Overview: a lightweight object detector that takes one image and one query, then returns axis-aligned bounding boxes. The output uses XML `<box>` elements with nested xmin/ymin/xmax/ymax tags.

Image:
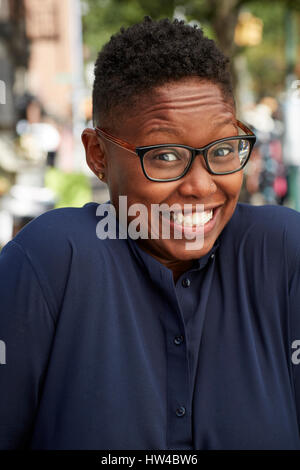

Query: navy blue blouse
<box><xmin>0</xmin><ymin>202</ymin><xmax>300</xmax><ymax>450</ymax></box>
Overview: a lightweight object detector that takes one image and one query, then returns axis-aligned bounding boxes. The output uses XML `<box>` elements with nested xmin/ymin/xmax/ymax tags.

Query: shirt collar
<box><xmin>126</xmin><ymin>234</ymin><xmax>220</xmax><ymax>288</ymax></box>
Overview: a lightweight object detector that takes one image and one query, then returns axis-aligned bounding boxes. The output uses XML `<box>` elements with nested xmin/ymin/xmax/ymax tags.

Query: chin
<box><xmin>176</xmin><ymin>243</ymin><xmax>214</xmax><ymax>260</ymax></box>
<box><xmin>155</xmin><ymin>237</ymin><xmax>216</xmax><ymax>262</ymax></box>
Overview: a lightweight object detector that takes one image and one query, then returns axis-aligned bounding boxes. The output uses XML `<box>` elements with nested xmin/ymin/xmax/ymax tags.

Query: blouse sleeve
<box><xmin>290</xmin><ymin>246</ymin><xmax>300</xmax><ymax>433</ymax></box>
<box><xmin>0</xmin><ymin>241</ymin><xmax>55</xmax><ymax>449</ymax></box>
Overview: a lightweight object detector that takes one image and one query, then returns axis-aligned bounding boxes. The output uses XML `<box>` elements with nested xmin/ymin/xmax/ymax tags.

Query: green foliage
<box><xmin>44</xmin><ymin>168</ymin><xmax>92</xmax><ymax>209</ymax></box>
<box><xmin>82</xmin><ymin>0</ymin><xmax>176</xmax><ymax>57</ymax></box>
<box><xmin>81</xmin><ymin>0</ymin><xmax>300</xmax><ymax>99</ymax></box>
<box><xmin>240</xmin><ymin>1</ymin><xmax>287</xmax><ymax>97</ymax></box>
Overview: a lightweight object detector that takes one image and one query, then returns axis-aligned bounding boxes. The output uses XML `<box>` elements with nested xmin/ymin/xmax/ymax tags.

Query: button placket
<box><xmin>165</xmin><ymin>304</ymin><xmax>192</xmax><ymax>449</ymax></box>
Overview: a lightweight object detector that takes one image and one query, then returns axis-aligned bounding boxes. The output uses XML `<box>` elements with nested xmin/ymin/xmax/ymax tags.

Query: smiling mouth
<box><xmin>170</xmin><ymin>209</ymin><xmax>214</xmax><ymax>227</ymax></box>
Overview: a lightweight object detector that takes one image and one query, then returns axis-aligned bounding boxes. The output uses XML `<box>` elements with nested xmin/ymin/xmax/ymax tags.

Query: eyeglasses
<box><xmin>94</xmin><ymin>119</ymin><xmax>256</xmax><ymax>182</ymax></box>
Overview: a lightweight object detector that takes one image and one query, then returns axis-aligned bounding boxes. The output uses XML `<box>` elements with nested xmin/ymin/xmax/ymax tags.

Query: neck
<box><xmin>136</xmin><ymin>240</ymin><xmax>195</xmax><ymax>283</ymax></box>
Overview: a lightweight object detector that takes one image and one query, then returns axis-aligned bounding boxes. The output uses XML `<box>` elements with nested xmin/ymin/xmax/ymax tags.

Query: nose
<box><xmin>177</xmin><ymin>151</ymin><xmax>217</xmax><ymax>198</ymax></box>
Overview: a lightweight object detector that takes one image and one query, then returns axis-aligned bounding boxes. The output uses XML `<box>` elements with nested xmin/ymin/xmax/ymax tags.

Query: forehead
<box><xmin>114</xmin><ymin>78</ymin><xmax>236</xmax><ymax>146</ymax></box>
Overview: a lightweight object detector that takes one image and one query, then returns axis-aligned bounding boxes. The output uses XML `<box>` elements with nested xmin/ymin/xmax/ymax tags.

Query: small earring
<box><xmin>98</xmin><ymin>172</ymin><xmax>104</xmax><ymax>180</ymax></box>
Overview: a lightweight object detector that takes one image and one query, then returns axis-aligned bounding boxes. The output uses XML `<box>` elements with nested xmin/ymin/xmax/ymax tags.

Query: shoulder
<box><xmin>233</xmin><ymin>202</ymin><xmax>300</xmax><ymax>241</ymax></box>
<box><xmin>14</xmin><ymin>201</ymin><xmax>100</xmax><ymax>242</ymax></box>
<box><xmin>9</xmin><ymin>199</ymin><xmax>133</xmax><ymax>275</ymax></box>
<box><xmin>9</xmin><ymin>201</ymin><xmax>123</xmax><ymax>270</ymax></box>
<box><xmin>1</xmin><ymin>201</ymin><xmax>130</xmax><ymax>320</ymax></box>
<box><xmin>223</xmin><ymin>203</ymin><xmax>300</xmax><ymax>274</ymax></box>
<box><xmin>12</xmin><ymin>202</ymin><xmax>102</xmax><ymax>257</ymax></box>
<box><xmin>232</xmin><ymin>202</ymin><xmax>300</xmax><ymax>229</ymax></box>
<box><xmin>2</xmin><ymin>202</ymin><xmax>114</xmax><ymax>316</ymax></box>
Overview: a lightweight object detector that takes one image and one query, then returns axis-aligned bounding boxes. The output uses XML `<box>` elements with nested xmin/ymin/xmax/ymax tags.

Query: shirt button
<box><xmin>176</xmin><ymin>406</ymin><xmax>186</xmax><ymax>417</ymax></box>
<box><xmin>181</xmin><ymin>278</ymin><xmax>191</xmax><ymax>288</ymax></box>
<box><xmin>174</xmin><ymin>335</ymin><xmax>184</xmax><ymax>345</ymax></box>
<box><xmin>211</xmin><ymin>253</ymin><xmax>215</xmax><ymax>259</ymax></box>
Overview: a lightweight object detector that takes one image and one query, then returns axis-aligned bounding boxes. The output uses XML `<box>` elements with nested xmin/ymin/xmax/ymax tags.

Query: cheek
<box><xmin>218</xmin><ymin>172</ymin><xmax>243</xmax><ymax>202</ymax></box>
<box><xmin>106</xmin><ymin>154</ymin><xmax>140</xmax><ymax>199</ymax></box>
<box><xmin>107</xmin><ymin>153</ymin><xmax>177</xmax><ymax>206</ymax></box>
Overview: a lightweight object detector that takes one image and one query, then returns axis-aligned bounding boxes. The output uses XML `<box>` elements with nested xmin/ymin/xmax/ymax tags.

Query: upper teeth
<box><xmin>173</xmin><ymin>210</ymin><xmax>213</xmax><ymax>226</ymax></box>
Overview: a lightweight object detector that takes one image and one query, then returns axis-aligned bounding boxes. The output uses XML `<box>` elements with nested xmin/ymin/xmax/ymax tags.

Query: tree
<box><xmin>81</xmin><ymin>0</ymin><xmax>300</xmax><ymax>99</ymax></box>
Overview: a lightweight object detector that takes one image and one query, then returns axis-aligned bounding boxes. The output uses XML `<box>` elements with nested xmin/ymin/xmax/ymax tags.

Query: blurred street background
<box><xmin>0</xmin><ymin>0</ymin><xmax>300</xmax><ymax>248</ymax></box>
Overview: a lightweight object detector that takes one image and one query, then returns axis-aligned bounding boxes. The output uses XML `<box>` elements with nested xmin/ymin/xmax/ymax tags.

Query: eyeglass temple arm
<box><xmin>236</xmin><ymin>119</ymin><xmax>255</xmax><ymax>136</ymax></box>
<box><xmin>95</xmin><ymin>127</ymin><xmax>137</xmax><ymax>154</ymax></box>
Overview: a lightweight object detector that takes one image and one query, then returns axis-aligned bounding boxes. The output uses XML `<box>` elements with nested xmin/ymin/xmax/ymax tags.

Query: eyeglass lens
<box><xmin>142</xmin><ymin>138</ymin><xmax>251</xmax><ymax>179</ymax></box>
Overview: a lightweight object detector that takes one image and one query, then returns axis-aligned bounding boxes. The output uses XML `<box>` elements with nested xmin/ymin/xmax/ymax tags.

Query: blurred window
<box><xmin>25</xmin><ymin>0</ymin><xmax>59</xmax><ymax>40</ymax></box>
<box><xmin>0</xmin><ymin>0</ymin><xmax>9</xmax><ymax>22</ymax></box>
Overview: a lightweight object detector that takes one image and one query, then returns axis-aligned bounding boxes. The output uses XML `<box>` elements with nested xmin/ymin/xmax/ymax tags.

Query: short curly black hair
<box><xmin>93</xmin><ymin>16</ymin><xmax>234</xmax><ymax>128</ymax></box>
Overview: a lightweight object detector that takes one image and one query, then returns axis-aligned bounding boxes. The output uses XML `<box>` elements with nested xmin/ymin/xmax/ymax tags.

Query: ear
<box><xmin>81</xmin><ymin>128</ymin><xmax>107</xmax><ymax>182</ymax></box>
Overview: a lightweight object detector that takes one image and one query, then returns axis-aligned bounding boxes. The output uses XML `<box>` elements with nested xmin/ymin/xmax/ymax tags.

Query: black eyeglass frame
<box><xmin>95</xmin><ymin>120</ymin><xmax>256</xmax><ymax>182</ymax></box>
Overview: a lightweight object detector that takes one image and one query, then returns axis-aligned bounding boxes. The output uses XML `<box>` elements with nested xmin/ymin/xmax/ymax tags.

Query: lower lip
<box><xmin>163</xmin><ymin>206</ymin><xmax>222</xmax><ymax>236</ymax></box>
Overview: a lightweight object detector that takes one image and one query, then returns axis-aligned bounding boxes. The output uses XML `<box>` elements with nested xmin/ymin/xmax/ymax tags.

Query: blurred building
<box><xmin>1</xmin><ymin>0</ymin><xmax>84</xmax><ymax>127</ymax></box>
<box><xmin>24</xmin><ymin>0</ymin><xmax>74</xmax><ymax>121</ymax></box>
<box><xmin>0</xmin><ymin>0</ymin><xmax>29</xmax><ymax>129</ymax></box>
<box><xmin>0</xmin><ymin>0</ymin><xmax>89</xmax><ymax>246</ymax></box>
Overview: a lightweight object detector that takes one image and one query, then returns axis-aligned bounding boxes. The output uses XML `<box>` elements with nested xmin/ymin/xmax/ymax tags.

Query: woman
<box><xmin>0</xmin><ymin>17</ymin><xmax>300</xmax><ymax>450</ymax></box>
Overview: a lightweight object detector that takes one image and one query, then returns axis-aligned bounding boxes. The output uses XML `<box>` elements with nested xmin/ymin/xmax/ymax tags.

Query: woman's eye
<box><xmin>213</xmin><ymin>146</ymin><xmax>233</xmax><ymax>157</ymax></box>
<box><xmin>153</xmin><ymin>152</ymin><xmax>179</xmax><ymax>161</ymax></box>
